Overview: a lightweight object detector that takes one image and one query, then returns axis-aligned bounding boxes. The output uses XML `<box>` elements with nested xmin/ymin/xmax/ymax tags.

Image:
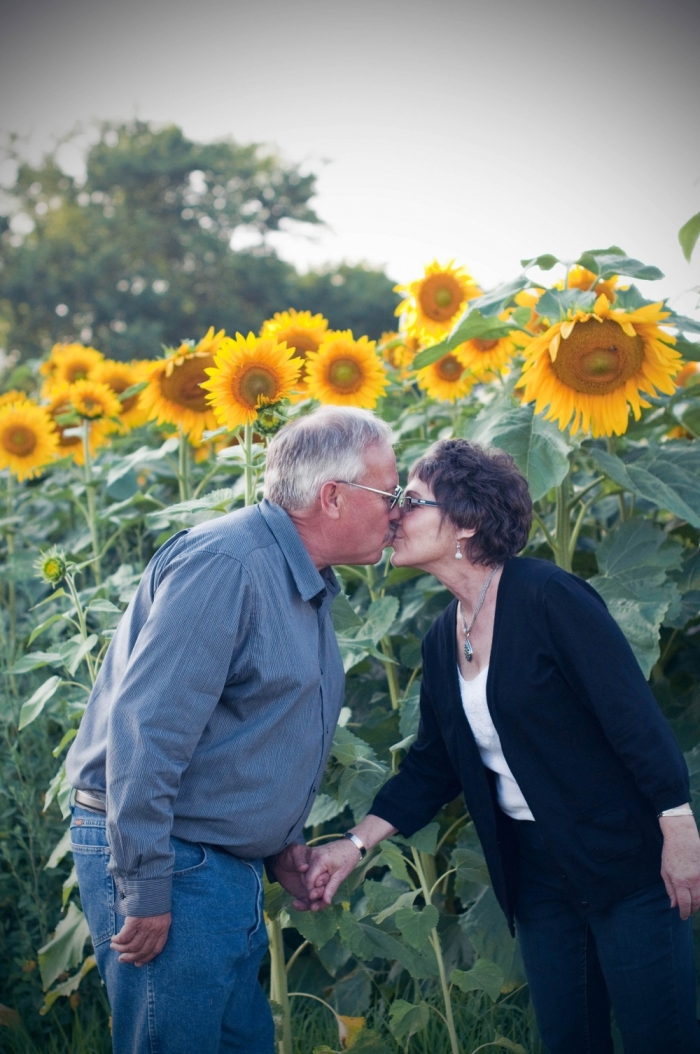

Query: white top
<box><xmin>457</xmin><ymin>665</ymin><xmax>534</xmax><ymax>822</ymax></box>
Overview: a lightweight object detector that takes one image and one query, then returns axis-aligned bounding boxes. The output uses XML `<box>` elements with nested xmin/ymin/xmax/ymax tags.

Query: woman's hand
<box><xmin>660</xmin><ymin>811</ymin><xmax>700</xmax><ymax>919</ymax></box>
<box><xmin>306</xmin><ymin>815</ymin><xmax>398</xmax><ymax>910</ymax></box>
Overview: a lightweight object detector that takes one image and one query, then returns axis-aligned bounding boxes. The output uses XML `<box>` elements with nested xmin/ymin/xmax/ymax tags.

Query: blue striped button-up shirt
<box><xmin>66</xmin><ymin>500</ymin><xmax>345</xmax><ymax>916</ymax></box>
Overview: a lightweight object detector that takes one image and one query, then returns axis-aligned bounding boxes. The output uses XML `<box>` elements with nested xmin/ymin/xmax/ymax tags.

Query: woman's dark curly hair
<box><xmin>410</xmin><ymin>439</ymin><xmax>532</xmax><ymax>566</ymax></box>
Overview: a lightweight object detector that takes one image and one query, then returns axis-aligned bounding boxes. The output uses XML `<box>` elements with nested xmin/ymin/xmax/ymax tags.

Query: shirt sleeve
<box><xmin>371</xmin><ymin>657</ymin><xmax>463</xmax><ymax>835</ymax></box>
<box><xmin>544</xmin><ymin>571</ymin><xmax>689</xmax><ymax>815</ymax></box>
<box><xmin>105</xmin><ymin>548</ymin><xmax>252</xmax><ymax>916</ymax></box>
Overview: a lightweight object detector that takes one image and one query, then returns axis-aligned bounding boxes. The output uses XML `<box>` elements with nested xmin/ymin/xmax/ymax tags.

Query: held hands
<box><xmin>660</xmin><ymin>812</ymin><xmax>700</xmax><ymax>920</ymax></box>
<box><xmin>293</xmin><ymin>816</ymin><xmax>398</xmax><ymax>912</ymax></box>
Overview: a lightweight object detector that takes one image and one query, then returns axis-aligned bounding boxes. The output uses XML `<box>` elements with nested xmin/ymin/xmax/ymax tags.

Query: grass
<box><xmin>0</xmin><ymin>988</ymin><xmax>540</xmax><ymax>1054</ymax></box>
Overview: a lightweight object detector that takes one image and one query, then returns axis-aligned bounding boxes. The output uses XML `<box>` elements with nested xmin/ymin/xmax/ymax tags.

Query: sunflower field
<box><xmin>2</xmin><ymin>247</ymin><xmax>700</xmax><ymax>1054</ymax></box>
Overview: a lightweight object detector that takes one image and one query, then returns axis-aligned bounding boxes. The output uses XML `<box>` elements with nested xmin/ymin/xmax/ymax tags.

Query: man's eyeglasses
<box><xmin>337</xmin><ymin>481</ymin><xmax>442</xmax><ymax>513</ymax></box>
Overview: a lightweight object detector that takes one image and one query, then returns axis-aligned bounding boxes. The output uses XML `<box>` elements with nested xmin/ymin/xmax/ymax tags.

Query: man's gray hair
<box><xmin>263</xmin><ymin>406</ymin><xmax>393</xmax><ymax>511</ymax></box>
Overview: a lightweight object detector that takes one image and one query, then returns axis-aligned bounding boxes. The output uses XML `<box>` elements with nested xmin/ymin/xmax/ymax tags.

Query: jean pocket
<box><xmin>172</xmin><ymin>838</ymin><xmax>208</xmax><ymax>876</ymax></box>
<box><xmin>71</xmin><ymin>821</ymin><xmax>115</xmax><ymax>947</ymax></box>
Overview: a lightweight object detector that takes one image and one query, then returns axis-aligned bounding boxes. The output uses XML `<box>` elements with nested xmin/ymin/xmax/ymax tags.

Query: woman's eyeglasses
<box><xmin>337</xmin><ymin>481</ymin><xmax>441</xmax><ymax>513</ymax></box>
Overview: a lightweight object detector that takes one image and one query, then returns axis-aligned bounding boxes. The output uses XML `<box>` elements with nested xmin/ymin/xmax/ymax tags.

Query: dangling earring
<box><xmin>455</xmin><ymin>540</ymin><xmax>463</xmax><ymax>560</ymax></box>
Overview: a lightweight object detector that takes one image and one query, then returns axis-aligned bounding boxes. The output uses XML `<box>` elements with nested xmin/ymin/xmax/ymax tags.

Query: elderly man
<box><xmin>66</xmin><ymin>405</ymin><xmax>400</xmax><ymax>1054</ymax></box>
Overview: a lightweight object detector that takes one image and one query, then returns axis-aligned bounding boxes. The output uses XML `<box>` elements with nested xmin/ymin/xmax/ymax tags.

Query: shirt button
<box><xmin>581</xmin><ymin>901</ymin><xmax>589</xmax><ymax>908</ymax></box>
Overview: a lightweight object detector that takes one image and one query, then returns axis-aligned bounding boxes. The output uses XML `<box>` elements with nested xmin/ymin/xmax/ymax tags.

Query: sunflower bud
<box><xmin>255</xmin><ymin>401</ymin><xmax>288</xmax><ymax>437</ymax></box>
<box><xmin>35</xmin><ymin>548</ymin><xmax>67</xmax><ymax>586</ymax></box>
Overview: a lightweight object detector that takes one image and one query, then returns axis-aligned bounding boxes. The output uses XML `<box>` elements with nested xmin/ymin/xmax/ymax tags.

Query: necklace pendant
<box><xmin>464</xmin><ymin>637</ymin><xmax>473</xmax><ymax>663</ymax></box>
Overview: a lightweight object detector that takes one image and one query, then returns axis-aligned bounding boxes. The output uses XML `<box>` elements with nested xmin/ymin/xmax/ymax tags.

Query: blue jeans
<box><xmin>70</xmin><ymin>805</ymin><xmax>274</xmax><ymax>1053</ymax></box>
<box><xmin>514</xmin><ymin>820</ymin><xmax>700</xmax><ymax>1054</ymax></box>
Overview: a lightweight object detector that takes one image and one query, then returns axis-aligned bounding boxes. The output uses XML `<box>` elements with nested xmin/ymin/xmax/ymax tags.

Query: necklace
<box><xmin>458</xmin><ymin>564</ymin><xmax>501</xmax><ymax>663</ymax></box>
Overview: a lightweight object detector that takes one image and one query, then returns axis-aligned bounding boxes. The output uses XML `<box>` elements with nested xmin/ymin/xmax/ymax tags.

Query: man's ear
<box><xmin>318</xmin><ymin>481</ymin><xmax>343</xmax><ymax>519</ymax></box>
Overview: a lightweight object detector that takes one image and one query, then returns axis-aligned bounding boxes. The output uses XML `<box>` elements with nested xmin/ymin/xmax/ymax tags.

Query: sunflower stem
<box><xmin>367</xmin><ymin>565</ymin><xmax>400</xmax><ymax>709</ymax></box>
<box><xmin>411</xmin><ymin>847</ymin><xmax>461</xmax><ymax>1054</ymax></box>
<box><xmin>553</xmin><ymin>476</ymin><xmax>573</xmax><ymax>573</ymax></box>
<box><xmin>177</xmin><ymin>427</ymin><xmax>191</xmax><ymax>502</ymax></box>
<box><xmin>267</xmin><ymin>916</ymin><xmax>293</xmax><ymax>1054</ymax></box>
<box><xmin>81</xmin><ymin>422</ymin><xmax>101</xmax><ymax>585</ymax></box>
<box><xmin>244</xmin><ymin>423</ymin><xmax>254</xmax><ymax>506</ymax></box>
<box><xmin>5</xmin><ymin>473</ymin><xmax>17</xmax><ymax>682</ymax></box>
<box><xmin>65</xmin><ymin>570</ymin><xmax>97</xmax><ymax>686</ymax></box>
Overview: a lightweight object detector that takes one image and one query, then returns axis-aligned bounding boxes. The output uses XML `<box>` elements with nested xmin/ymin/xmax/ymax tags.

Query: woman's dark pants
<box><xmin>514</xmin><ymin>820</ymin><xmax>700</xmax><ymax>1054</ymax></box>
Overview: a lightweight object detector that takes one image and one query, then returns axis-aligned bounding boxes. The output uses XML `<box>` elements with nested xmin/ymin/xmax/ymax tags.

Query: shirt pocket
<box><xmin>576</xmin><ymin>804</ymin><xmax>644</xmax><ymax>863</ymax></box>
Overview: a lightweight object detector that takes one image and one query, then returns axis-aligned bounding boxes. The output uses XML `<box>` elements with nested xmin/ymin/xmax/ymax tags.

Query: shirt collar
<box><xmin>257</xmin><ymin>500</ymin><xmax>339</xmax><ymax>605</ymax></box>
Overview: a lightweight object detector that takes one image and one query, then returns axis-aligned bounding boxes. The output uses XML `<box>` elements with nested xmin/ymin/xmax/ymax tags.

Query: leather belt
<box><xmin>74</xmin><ymin>789</ymin><xmax>107</xmax><ymax>813</ymax></box>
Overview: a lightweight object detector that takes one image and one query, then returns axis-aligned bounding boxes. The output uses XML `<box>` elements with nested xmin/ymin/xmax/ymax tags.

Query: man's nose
<box><xmin>388</xmin><ymin>502</ymin><xmax>402</xmax><ymax>521</ymax></box>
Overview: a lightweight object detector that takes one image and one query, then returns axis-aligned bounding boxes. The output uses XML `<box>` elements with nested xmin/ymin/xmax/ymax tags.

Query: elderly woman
<box><xmin>307</xmin><ymin>439</ymin><xmax>700</xmax><ymax>1054</ymax></box>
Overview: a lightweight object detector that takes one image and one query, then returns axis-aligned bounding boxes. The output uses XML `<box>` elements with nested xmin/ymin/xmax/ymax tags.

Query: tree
<box><xmin>0</xmin><ymin>122</ymin><xmax>398</xmax><ymax>363</ymax></box>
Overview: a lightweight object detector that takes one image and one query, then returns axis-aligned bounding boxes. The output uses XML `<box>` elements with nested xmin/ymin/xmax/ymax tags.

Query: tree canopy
<box><xmin>0</xmin><ymin>122</ymin><xmax>398</xmax><ymax>362</ymax></box>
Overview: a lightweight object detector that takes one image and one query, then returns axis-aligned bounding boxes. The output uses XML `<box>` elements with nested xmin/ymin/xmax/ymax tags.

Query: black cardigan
<box><xmin>371</xmin><ymin>556</ymin><xmax>690</xmax><ymax>931</ymax></box>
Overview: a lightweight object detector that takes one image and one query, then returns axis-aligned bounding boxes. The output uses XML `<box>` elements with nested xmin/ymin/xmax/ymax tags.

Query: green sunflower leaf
<box><xmin>679</xmin><ymin>211</ymin><xmax>700</xmax><ymax>262</ymax></box>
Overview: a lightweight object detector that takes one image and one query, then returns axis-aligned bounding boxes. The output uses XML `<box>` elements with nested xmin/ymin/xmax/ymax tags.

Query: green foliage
<box><xmin>2</xmin><ymin>243</ymin><xmax>700</xmax><ymax>1053</ymax></box>
<box><xmin>589</xmin><ymin>519</ymin><xmax>683</xmax><ymax>676</ymax></box>
<box><xmin>679</xmin><ymin>211</ymin><xmax>700</xmax><ymax>263</ymax></box>
<box><xmin>468</xmin><ymin>400</ymin><xmax>572</xmax><ymax>503</ymax></box>
<box><xmin>0</xmin><ymin>122</ymin><xmax>398</xmax><ymax>363</ymax></box>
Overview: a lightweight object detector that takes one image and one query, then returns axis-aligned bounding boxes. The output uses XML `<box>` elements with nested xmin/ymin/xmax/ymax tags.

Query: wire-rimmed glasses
<box><xmin>337</xmin><ymin>481</ymin><xmax>442</xmax><ymax>513</ymax></box>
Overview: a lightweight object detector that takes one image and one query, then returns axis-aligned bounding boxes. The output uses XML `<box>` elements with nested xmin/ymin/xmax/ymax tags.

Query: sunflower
<box><xmin>0</xmin><ymin>390</ymin><xmax>30</xmax><ymax>409</ymax></box>
<box><xmin>378</xmin><ymin>331</ymin><xmax>422</xmax><ymax>375</ymax></box>
<box><xmin>304</xmin><ymin>331</ymin><xmax>388</xmax><ymax>408</ymax></box>
<box><xmin>455</xmin><ymin>316</ymin><xmax>520</xmax><ymax>376</ymax></box>
<box><xmin>202</xmin><ymin>332</ymin><xmax>302</xmax><ymax>429</ymax></box>
<box><xmin>414</xmin><ymin>353</ymin><xmax>478</xmax><ymax>403</ymax></box>
<box><xmin>517</xmin><ymin>294</ymin><xmax>682</xmax><ymax>437</ymax></box>
<box><xmin>514</xmin><ymin>289</ymin><xmax>546</xmax><ymax>336</ymax></box>
<box><xmin>260</xmin><ymin>310</ymin><xmax>328</xmax><ymax>399</ymax></box>
<box><xmin>395</xmin><ymin>261</ymin><xmax>481</xmax><ymax>341</ymax></box>
<box><xmin>41</xmin><ymin>343</ymin><xmax>104</xmax><ymax>395</ymax></box>
<box><xmin>0</xmin><ymin>400</ymin><xmax>58</xmax><ymax>481</ymax></box>
<box><xmin>92</xmin><ymin>359</ymin><xmax>149</xmax><ymax>429</ymax></box>
<box><xmin>567</xmin><ymin>265</ymin><xmax>617</xmax><ymax>303</ymax></box>
<box><xmin>675</xmin><ymin>362</ymin><xmax>700</xmax><ymax>388</ymax></box>
<box><xmin>140</xmin><ymin>328</ymin><xmax>227</xmax><ymax>441</ymax></box>
<box><xmin>69</xmin><ymin>379</ymin><xmax>121</xmax><ymax>422</ymax></box>
<box><xmin>45</xmin><ymin>386</ymin><xmax>109</xmax><ymax>464</ymax></box>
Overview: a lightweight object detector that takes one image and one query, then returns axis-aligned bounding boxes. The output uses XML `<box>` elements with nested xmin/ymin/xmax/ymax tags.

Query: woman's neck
<box><xmin>429</xmin><ymin>559</ymin><xmax>503</xmax><ymax>616</ymax></box>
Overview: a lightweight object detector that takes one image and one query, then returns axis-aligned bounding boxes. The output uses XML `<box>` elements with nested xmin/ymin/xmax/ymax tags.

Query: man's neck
<box><xmin>286</xmin><ymin>508</ymin><xmax>332</xmax><ymax>569</ymax></box>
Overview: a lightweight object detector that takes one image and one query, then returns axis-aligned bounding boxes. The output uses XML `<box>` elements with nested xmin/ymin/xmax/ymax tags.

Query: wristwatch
<box><xmin>344</xmin><ymin>831</ymin><xmax>367</xmax><ymax>858</ymax></box>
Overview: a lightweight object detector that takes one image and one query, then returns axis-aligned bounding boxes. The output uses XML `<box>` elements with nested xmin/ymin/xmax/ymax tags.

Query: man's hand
<box><xmin>272</xmin><ymin>843</ymin><xmax>319</xmax><ymax>910</ymax></box>
<box><xmin>110</xmin><ymin>913</ymin><xmax>171</xmax><ymax>966</ymax></box>
<box><xmin>660</xmin><ymin>811</ymin><xmax>700</xmax><ymax>920</ymax></box>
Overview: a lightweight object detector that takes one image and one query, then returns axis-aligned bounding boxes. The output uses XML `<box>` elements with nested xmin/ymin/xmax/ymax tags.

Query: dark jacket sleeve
<box><xmin>371</xmin><ymin>653</ymin><xmax>463</xmax><ymax>835</ymax></box>
<box><xmin>544</xmin><ymin>571</ymin><xmax>690</xmax><ymax>814</ymax></box>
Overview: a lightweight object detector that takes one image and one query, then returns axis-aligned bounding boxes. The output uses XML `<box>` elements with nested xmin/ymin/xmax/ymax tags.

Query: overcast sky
<box><xmin>1</xmin><ymin>0</ymin><xmax>699</xmax><ymax>311</ymax></box>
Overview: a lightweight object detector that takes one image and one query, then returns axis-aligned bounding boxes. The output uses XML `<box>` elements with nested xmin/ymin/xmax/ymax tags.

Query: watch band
<box><xmin>344</xmin><ymin>831</ymin><xmax>367</xmax><ymax>858</ymax></box>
